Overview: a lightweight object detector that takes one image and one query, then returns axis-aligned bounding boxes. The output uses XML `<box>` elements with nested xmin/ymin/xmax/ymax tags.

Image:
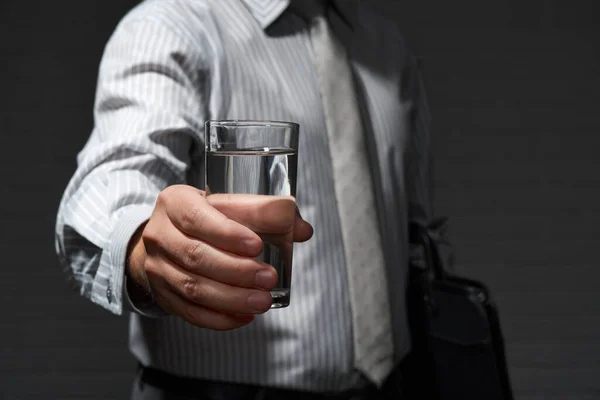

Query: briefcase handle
<box><xmin>409</xmin><ymin>217</ymin><xmax>449</xmax><ymax>281</ymax></box>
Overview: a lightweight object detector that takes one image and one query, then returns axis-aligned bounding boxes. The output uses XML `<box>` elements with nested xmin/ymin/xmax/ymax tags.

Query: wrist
<box><xmin>126</xmin><ymin>224</ymin><xmax>153</xmax><ymax>304</ymax></box>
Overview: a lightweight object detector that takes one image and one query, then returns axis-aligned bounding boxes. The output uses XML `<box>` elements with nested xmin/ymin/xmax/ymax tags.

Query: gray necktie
<box><xmin>293</xmin><ymin>0</ymin><xmax>394</xmax><ymax>385</ymax></box>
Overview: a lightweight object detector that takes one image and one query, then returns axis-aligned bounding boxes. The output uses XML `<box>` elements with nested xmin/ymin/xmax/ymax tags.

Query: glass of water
<box><xmin>204</xmin><ymin>120</ymin><xmax>299</xmax><ymax>308</ymax></box>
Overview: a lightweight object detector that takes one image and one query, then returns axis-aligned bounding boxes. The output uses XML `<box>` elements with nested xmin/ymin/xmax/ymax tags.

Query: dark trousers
<box><xmin>131</xmin><ymin>365</ymin><xmax>407</xmax><ymax>400</ymax></box>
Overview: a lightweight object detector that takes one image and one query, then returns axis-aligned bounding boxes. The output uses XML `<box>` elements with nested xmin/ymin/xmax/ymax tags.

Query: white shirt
<box><xmin>55</xmin><ymin>0</ymin><xmax>433</xmax><ymax>392</ymax></box>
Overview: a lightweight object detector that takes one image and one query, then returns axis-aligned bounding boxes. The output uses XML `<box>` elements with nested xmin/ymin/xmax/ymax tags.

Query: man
<box><xmin>55</xmin><ymin>0</ymin><xmax>434</xmax><ymax>398</ymax></box>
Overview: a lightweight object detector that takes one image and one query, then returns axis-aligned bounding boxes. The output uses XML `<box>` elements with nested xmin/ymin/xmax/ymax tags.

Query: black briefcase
<box><xmin>402</xmin><ymin>218</ymin><xmax>514</xmax><ymax>400</ymax></box>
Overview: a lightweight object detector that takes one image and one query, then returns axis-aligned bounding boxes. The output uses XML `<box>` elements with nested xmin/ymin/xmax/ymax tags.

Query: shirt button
<box><xmin>107</xmin><ymin>282</ymin><xmax>112</xmax><ymax>304</ymax></box>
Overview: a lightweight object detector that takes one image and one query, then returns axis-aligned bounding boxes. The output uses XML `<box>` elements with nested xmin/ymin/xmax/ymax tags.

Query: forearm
<box><xmin>55</xmin><ymin>15</ymin><xmax>207</xmax><ymax>315</ymax></box>
<box><xmin>55</xmin><ymin>162</ymin><xmax>163</xmax><ymax>314</ymax></box>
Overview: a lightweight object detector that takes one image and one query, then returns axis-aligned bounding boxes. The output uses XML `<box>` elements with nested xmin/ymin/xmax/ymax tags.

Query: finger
<box><xmin>150</xmin><ymin>256</ymin><xmax>273</xmax><ymax>314</ymax></box>
<box><xmin>153</xmin><ymin>287</ymin><xmax>254</xmax><ymax>331</ymax></box>
<box><xmin>207</xmin><ymin>194</ymin><xmax>296</xmax><ymax>235</ymax></box>
<box><xmin>209</xmin><ymin>194</ymin><xmax>313</xmax><ymax>242</ymax></box>
<box><xmin>159</xmin><ymin>185</ymin><xmax>263</xmax><ymax>257</ymax></box>
<box><xmin>144</xmin><ymin>221</ymin><xmax>278</xmax><ymax>290</ymax></box>
<box><xmin>294</xmin><ymin>206</ymin><xmax>314</xmax><ymax>243</ymax></box>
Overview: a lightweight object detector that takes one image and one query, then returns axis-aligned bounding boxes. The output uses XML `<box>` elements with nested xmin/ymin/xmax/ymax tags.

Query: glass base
<box><xmin>270</xmin><ymin>289</ymin><xmax>290</xmax><ymax>308</ymax></box>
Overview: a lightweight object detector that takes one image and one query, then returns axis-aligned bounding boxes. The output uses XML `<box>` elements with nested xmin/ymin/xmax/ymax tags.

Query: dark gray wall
<box><xmin>1</xmin><ymin>1</ymin><xmax>599</xmax><ymax>399</ymax></box>
<box><xmin>384</xmin><ymin>1</ymin><xmax>600</xmax><ymax>399</ymax></box>
<box><xmin>1</xmin><ymin>2</ymin><xmax>140</xmax><ymax>398</ymax></box>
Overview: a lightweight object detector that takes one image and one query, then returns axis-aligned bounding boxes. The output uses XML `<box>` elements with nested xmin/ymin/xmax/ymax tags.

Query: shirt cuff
<box><xmin>108</xmin><ymin>204</ymin><xmax>167</xmax><ymax>317</ymax></box>
<box><xmin>123</xmin><ymin>275</ymin><xmax>169</xmax><ymax>317</ymax></box>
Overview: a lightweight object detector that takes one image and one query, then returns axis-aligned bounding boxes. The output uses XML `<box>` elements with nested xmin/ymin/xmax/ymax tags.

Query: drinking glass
<box><xmin>205</xmin><ymin>120</ymin><xmax>299</xmax><ymax>308</ymax></box>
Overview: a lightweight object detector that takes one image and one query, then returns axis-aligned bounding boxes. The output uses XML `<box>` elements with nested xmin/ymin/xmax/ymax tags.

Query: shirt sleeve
<box><xmin>404</xmin><ymin>55</ymin><xmax>454</xmax><ymax>270</ymax></box>
<box><xmin>405</xmin><ymin>55</ymin><xmax>434</xmax><ymax>226</ymax></box>
<box><xmin>55</xmin><ymin>17</ymin><xmax>208</xmax><ymax>315</ymax></box>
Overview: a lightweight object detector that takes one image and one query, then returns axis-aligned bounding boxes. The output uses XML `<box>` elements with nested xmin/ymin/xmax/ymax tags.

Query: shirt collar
<box><xmin>240</xmin><ymin>0</ymin><xmax>356</xmax><ymax>30</ymax></box>
<box><xmin>240</xmin><ymin>0</ymin><xmax>291</xmax><ymax>30</ymax></box>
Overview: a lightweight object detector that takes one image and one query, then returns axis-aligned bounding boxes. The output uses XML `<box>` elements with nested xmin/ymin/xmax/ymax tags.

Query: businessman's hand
<box><xmin>126</xmin><ymin>185</ymin><xmax>313</xmax><ymax>330</ymax></box>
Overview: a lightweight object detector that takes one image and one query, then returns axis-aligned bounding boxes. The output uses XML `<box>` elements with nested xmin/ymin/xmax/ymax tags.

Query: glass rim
<box><xmin>205</xmin><ymin>119</ymin><xmax>299</xmax><ymax>130</ymax></box>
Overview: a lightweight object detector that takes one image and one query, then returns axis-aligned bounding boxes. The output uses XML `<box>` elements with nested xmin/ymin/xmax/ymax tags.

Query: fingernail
<box><xmin>254</xmin><ymin>269</ymin><xmax>276</xmax><ymax>290</ymax></box>
<box><xmin>247</xmin><ymin>291</ymin><xmax>272</xmax><ymax>312</ymax></box>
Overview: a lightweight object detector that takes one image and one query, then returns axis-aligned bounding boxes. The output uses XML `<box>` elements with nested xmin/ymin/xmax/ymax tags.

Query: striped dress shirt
<box><xmin>55</xmin><ymin>0</ymin><xmax>433</xmax><ymax>393</ymax></box>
